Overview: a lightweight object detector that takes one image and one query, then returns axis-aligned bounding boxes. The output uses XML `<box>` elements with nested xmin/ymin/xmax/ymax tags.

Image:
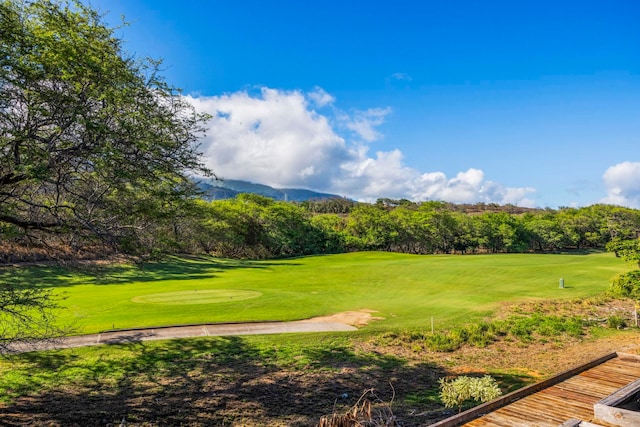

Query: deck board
<box><xmin>461</xmin><ymin>353</ymin><xmax>640</xmax><ymax>426</ymax></box>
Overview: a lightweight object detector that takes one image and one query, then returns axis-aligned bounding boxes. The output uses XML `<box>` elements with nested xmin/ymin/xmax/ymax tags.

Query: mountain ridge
<box><xmin>196</xmin><ymin>178</ymin><xmax>345</xmax><ymax>202</ymax></box>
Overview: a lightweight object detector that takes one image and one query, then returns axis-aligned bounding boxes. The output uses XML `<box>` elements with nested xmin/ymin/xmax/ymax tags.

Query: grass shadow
<box><xmin>0</xmin><ymin>336</ymin><xmax>448</xmax><ymax>426</ymax></box>
<box><xmin>0</xmin><ymin>255</ymin><xmax>302</xmax><ymax>289</ymax></box>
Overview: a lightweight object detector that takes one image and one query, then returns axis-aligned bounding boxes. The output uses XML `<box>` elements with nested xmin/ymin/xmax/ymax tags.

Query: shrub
<box><xmin>607</xmin><ymin>315</ymin><xmax>627</xmax><ymax>329</ymax></box>
<box><xmin>425</xmin><ymin>330</ymin><xmax>465</xmax><ymax>352</ymax></box>
<box><xmin>466</xmin><ymin>322</ymin><xmax>497</xmax><ymax>348</ymax></box>
<box><xmin>439</xmin><ymin>375</ymin><xmax>502</xmax><ymax>413</ymax></box>
<box><xmin>500</xmin><ymin>314</ymin><xmax>585</xmax><ymax>342</ymax></box>
<box><xmin>609</xmin><ymin>271</ymin><xmax>640</xmax><ymax>299</ymax></box>
<box><xmin>505</xmin><ymin>317</ymin><xmax>535</xmax><ymax>342</ymax></box>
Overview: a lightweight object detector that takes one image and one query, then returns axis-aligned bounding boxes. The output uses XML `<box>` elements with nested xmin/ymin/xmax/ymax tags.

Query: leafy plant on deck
<box><xmin>439</xmin><ymin>375</ymin><xmax>502</xmax><ymax>413</ymax></box>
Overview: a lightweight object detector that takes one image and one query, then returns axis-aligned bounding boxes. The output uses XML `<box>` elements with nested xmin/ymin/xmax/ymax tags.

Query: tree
<box><xmin>607</xmin><ymin>236</ymin><xmax>640</xmax><ymax>317</ymax></box>
<box><xmin>345</xmin><ymin>204</ymin><xmax>395</xmax><ymax>251</ymax></box>
<box><xmin>389</xmin><ymin>207</ymin><xmax>430</xmax><ymax>254</ymax></box>
<box><xmin>422</xmin><ymin>206</ymin><xmax>457</xmax><ymax>253</ymax></box>
<box><xmin>607</xmin><ymin>238</ymin><xmax>640</xmax><ymax>301</ymax></box>
<box><xmin>0</xmin><ymin>282</ymin><xmax>66</xmax><ymax>354</ymax></box>
<box><xmin>0</xmin><ymin>0</ymin><xmax>210</xmax><ymax>256</ymax></box>
<box><xmin>477</xmin><ymin>212</ymin><xmax>522</xmax><ymax>253</ymax></box>
<box><xmin>607</xmin><ymin>238</ymin><xmax>640</xmax><ymax>267</ymax></box>
<box><xmin>0</xmin><ymin>0</ymin><xmax>209</xmax><ymax>352</ymax></box>
<box><xmin>451</xmin><ymin>212</ymin><xmax>480</xmax><ymax>254</ymax></box>
<box><xmin>523</xmin><ymin>215</ymin><xmax>566</xmax><ymax>251</ymax></box>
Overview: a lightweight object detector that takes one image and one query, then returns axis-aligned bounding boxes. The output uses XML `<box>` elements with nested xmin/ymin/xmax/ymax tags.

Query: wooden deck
<box><xmin>430</xmin><ymin>352</ymin><xmax>640</xmax><ymax>427</ymax></box>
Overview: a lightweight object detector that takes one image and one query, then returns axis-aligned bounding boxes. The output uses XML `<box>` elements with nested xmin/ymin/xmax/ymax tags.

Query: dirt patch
<box><xmin>306</xmin><ymin>309</ymin><xmax>385</xmax><ymax>327</ymax></box>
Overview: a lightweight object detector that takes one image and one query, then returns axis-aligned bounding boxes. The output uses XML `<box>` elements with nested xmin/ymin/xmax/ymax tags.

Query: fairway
<box><xmin>2</xmin><ymin>251</ymin><xmax>632</xmax><ymax>334</ymax></box>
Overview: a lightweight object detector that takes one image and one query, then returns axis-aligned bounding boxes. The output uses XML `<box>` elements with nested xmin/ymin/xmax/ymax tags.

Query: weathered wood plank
<box><xmin>585</xmin><ymin>366</ymin><xmax>640</xmax><ymax>380</ymax></box>
<box><xmin>584</xmin><ymin>360</ymin><xmax>640</xmax><ymax>377</ymax></box>
<box><xmin>597</xmin><ymin>378</ymin><xmax>640</xmax><ymax>407</ymax></box>
<box><xmin>594</xmin><ymin>403</ymin><xmax>640</xmax><ymax>427</ymax></box>
<box><xmin>500</xmin><ymin>402</ymin><xmax>571</xmax><ymax>421</ymax></box>
<box><xmin>431</xmin><ymin>352</ymin><xmax>619</xmax><ymax>427</ymax></box>
<box><xmin>538</xmin><ymin>387</ymin><xmax>604</xmax><ymax>406</ymax></box>
<box><xmin>453</xmin><ymin>353</ymin><xmax>640</xmax><ymax>427</ymax></box>
<box><xmin>463</xmin><ymin>412</ymin><xmax>521</xmax><ymax>427</ymax></box>
<box><xmin>553</xmin><ymin>381</ymin><xmax>620</xmax><ymax>399</ymax></box>
<box><xmin>578</xmin><ymin>370</ymin><xmax>639</xmax><ymax>388</ymax></box>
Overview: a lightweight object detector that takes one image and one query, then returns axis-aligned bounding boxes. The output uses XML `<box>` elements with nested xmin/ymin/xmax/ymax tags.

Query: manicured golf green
<box><xmin>131</xmin><ymin>289</ymin><xmax>262</xmax><ymax>304</ymax></box>
<box><xmin>2</xmin><ymin>251</ymin><xmax>632</xmax><ymax>334</ymax></box>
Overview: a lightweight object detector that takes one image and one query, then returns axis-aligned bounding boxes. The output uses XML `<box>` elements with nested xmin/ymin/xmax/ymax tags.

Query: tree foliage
<box><xmin>0</xmin><ymin>282</ymin><xmax>66</xmax><ymax>354</ymax></box>
<box><xmin>183</xmin><ymin>195</ymin><xmax>343</xmax><ymax>259</ymax></box>
<box><xmin>147</xmin><ymin>198</ymin><xmax>640</xmax><ymax>260</ymax></box>
<box><xmin>0</xmin><ymin>0</ymin><xmax>209</xmax><ymax>255</ymax></box>
<box><xmin>0</xmin><ymin>0</ymin><xmax>209</xmax><ymax>351</ymax></box>
<box><xmin>607</xmin><ymin>238</ymin><xmax>640</xmax><ymax>267</ymax></box>
<box><xmin>609</xmin><ymin>270</ymin><xmax>640</xmax><ymax>300</ymax></box>
<box><xmin>607</xmin><ymin>237</ymin><xmax>640</xmax><ymax>299</ymax></box>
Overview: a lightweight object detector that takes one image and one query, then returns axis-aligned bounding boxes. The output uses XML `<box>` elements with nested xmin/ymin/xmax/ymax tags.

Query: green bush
<box><xmin>500</xmin><ymin>314</ymin><xmax>585</xmax><ymax>342</ymax></box>
<box><xmin>425</xmin><ymin>330</ymin><xmax>465</xmax><ymax>352</ymax></box>
<box><xmin>466</xmin><ymin>322</ymin><xmax>497</xmax><ymax>347</ymax></box>
<box><xmin>607</xmin><ymin>315</ymin><xmax>627</xmax><ymax>329</ymax></box>
<box><xmin>504</xmin><ymin>317</ymin><xmax>535</xmax><ymax>342</ymax></box>
<box><xmin>382</xmin><ymin>312</ymin><xmax>588</xmax><ymax>353</ymax></box>
<box><xmin>609</xmin><ymin>271</ymin><xmax>640</xmax><ymax>299</ymax></box>
<box><xmin>439</xmin><ymin>375</ymin><xmax>502</xmax><ymax>413</ymax></box>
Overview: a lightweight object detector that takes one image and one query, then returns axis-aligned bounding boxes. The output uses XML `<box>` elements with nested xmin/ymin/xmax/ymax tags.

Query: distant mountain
<box><xmin>195</xmin><ymin>178</ymin><xmax>344</xmax><ymax>202</ymax></box>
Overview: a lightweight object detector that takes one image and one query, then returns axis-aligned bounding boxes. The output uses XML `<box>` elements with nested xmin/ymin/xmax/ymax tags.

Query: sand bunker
<box><xmin>306</xmin><ymin>309</ymin><xmax>384</xmax><ymax>327</ymax></box>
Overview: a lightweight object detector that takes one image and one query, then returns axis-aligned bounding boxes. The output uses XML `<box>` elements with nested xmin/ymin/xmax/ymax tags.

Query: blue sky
<box><xmin>92</xmin><ymin>0</ymin><xmax>640</xmax><ymax>208</ymax></box>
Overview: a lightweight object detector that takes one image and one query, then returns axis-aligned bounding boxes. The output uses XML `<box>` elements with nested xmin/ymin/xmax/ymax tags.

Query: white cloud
<box><xmin>187</xmin><ymin>86</ymin><xmax>536</xmax><ymax>206</ymax></box>
<box><xmin>410</xmin><ymin>169</ymin><xmax>536</xmax><ymax>206</ymax></box>
<box><xmin>185</xmin><ymin>88</ymin><xmax>348</xmax><ymax>189</ymax></box>
<box><xmin>341</xmin><ymin>107</ymin><xmax>392</xmax><ymax>142</ymax></box>
<box><xmin>336</xmin><ymin>148</ymin><xmax>418</xmax><ymax>200</ymax></box>
<box><xmin>307</xmin><ymin>86</ymin><xmax>335</xmax><ymax>107</ymax></box>
<box><xmin>389</xmin><ymin>72</ymin><xmax>413</xmax><ymax>81</ymax></box>
<box><xmin>600</xmin><ymin>161</ymin><xmax>640</xmax><ymax>208</ymax></box>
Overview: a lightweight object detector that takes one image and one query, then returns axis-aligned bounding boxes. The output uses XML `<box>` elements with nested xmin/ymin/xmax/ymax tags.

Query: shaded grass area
<box><xmin>0</xmin><ymin>256</ymin><xmax>273</xmax><ymax>288</ymax></box>
<box><xmin>1</xmin><ymin>303</ymin><xmax>632</xmax><ymax>426</ymax></box>
<box><xmin>0</xmin><ymin>252</ymin><xmax>631</xmax><ymax>334</ymax></box>
<box><xmin>0</xmin><ymin>332</ymin><xmax>542</xmax><ymax>426</ymax></box>
<box><xmin>0</xmin><ymin>334</ymin><xmax>449</xmax><ymax>426</ymax></box>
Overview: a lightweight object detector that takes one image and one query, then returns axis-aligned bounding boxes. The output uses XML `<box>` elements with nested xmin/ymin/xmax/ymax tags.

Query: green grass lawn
<box><xmin>0</xmin><ymin>251</ymin><xmax>636</xmax><ymax>425</ymax></box>
<box><xmin>0</xmin><ymin>251</ymin><xmax>632</xmax><ymax>334</ymax></box>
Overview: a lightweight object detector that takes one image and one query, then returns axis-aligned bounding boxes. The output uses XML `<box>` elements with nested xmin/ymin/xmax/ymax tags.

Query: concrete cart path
<box><xmin>9</xmin><ymin>320</ymin><xmax>358</xmax><ymax>354</ymax></box>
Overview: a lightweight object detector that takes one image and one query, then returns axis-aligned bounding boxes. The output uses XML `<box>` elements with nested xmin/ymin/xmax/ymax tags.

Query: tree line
<box><xmin>181</xmin><ymin>196</ymin><xmax>640</xmax><ymax>258</ymax></box>
<box><xmin>3</xmin><ymin>192</ymin><xmax>640</xmax><ymax>262</ymax></box>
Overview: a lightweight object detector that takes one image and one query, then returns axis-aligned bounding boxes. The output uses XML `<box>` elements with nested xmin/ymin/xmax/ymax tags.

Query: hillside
<box><xmin>196</xmin><ymin>178</ymin><xmax>344</xmax><ymax>202</ymax></box>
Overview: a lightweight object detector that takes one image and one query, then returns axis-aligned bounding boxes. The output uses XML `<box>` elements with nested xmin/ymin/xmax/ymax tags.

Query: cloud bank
<box><xmin>187</xmin><ymin>87</ymin><xmax>537</xmax><ymax>206</ymax></box>
<box><xmin>601</xmin><ymin>161</ymin><xmax>640</xmax><ymax>208</ymax></box>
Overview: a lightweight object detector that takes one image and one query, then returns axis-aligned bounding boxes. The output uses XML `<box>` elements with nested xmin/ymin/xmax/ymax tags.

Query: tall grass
<box><xmin>376</xmin><ymin>313</ymin><xmax>590</xmax><ymax>352</ymax></box>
